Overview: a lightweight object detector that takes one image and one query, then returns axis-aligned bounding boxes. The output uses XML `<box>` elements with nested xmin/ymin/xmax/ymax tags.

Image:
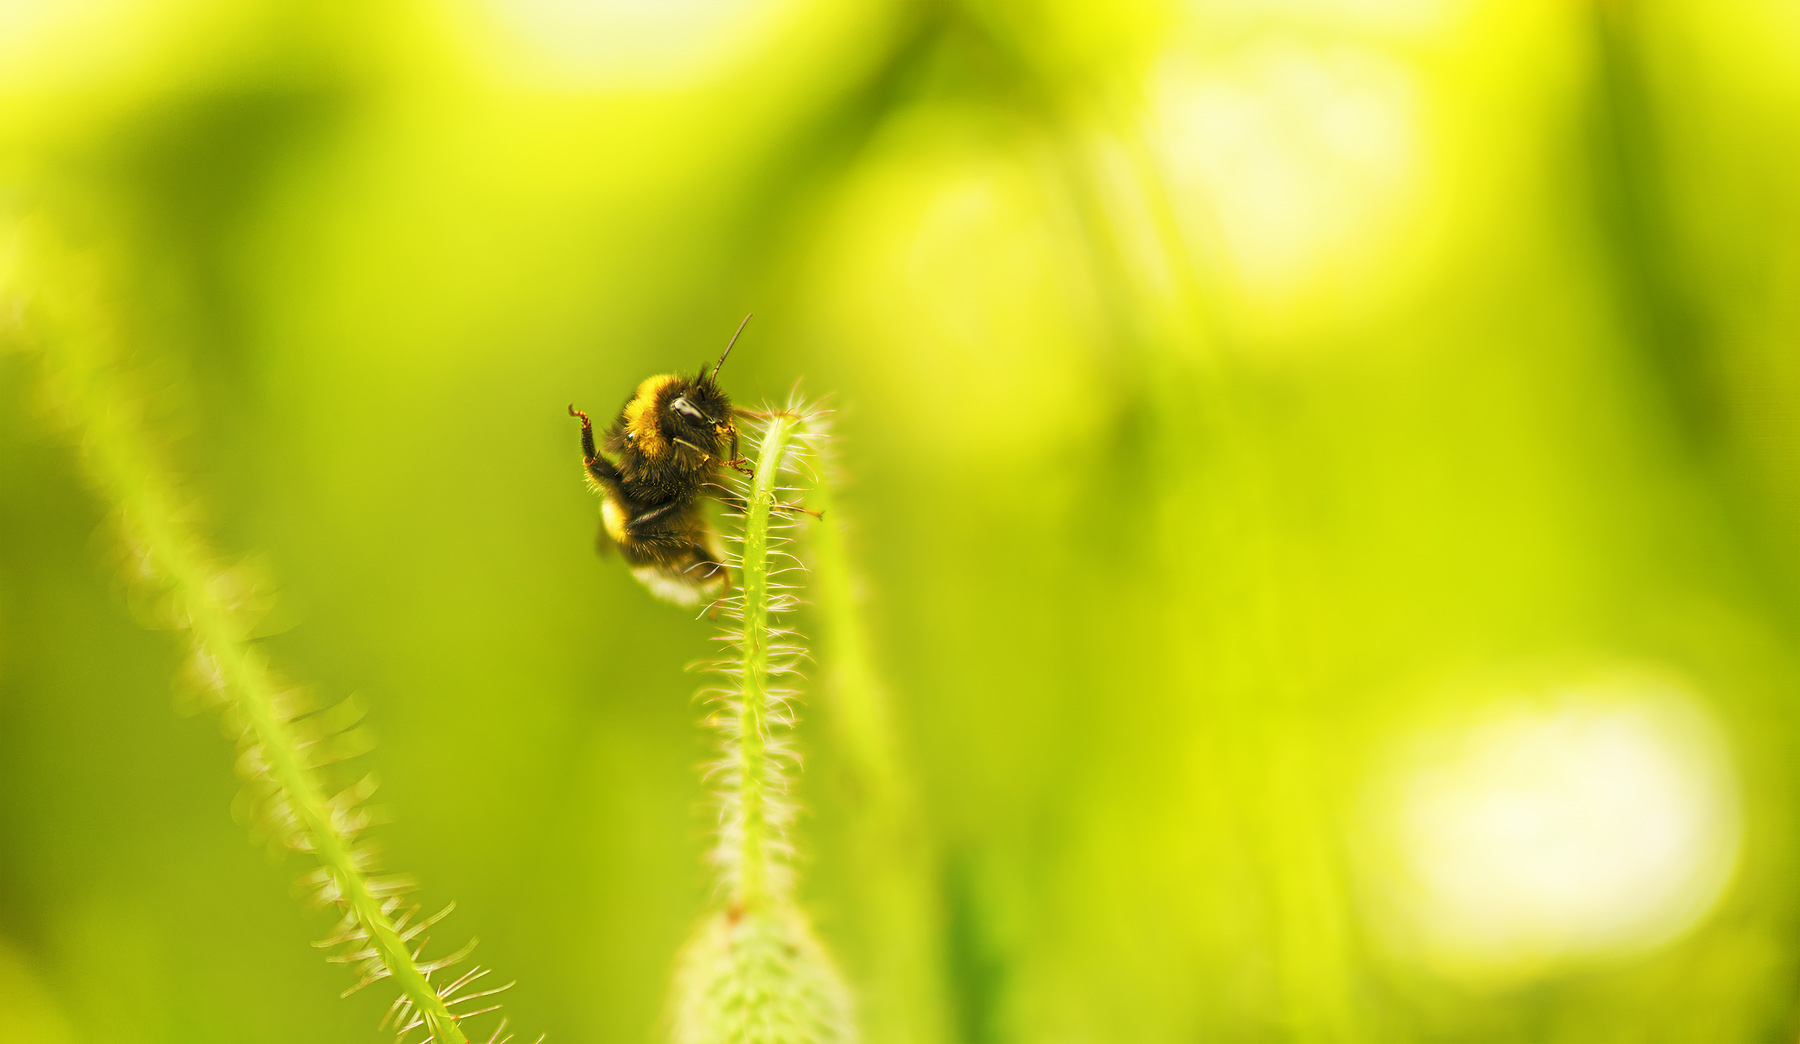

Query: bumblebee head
<box><xmin>620</xmin><ymin>316</ymin><xmax>751</xmax><ymax>466</ymax></box>
<box><xmin>665</xmin><ymin>373</ymin><xmax>736</xmax><ymax>456</ymax></box>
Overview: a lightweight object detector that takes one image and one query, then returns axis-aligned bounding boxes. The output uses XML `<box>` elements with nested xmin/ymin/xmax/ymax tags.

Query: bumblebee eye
<box><xmin>671</xmin><ymin>397</ymin><xmax>709</xmax><ymax>422</ymax></box>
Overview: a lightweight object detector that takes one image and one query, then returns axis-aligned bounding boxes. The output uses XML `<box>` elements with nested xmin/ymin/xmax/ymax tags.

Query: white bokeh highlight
<box><xmin>1368</xmin><ymin>676</ymin><xmax>1741</xmax><ymax>980</ymax></box>
<box><xmin>1151</xmin><ymin>44</ymin><xmax>1425</xmax><ymax>304</ymax></box>
<box><xmin>464</xmin><ymin>0</ymin><xmax>792</xmax><ymax>89</ymax></box>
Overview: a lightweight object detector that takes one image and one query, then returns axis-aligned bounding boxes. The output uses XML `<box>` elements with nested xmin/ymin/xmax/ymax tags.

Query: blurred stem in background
<box><xmin>807</xmin><ymin>458</ymin><xmax>952</xmax><ymax>1044</ymax></box>
<box><xmin>1586</xmin><ymin>0</ymin><xmax>1800</xmax><ymax>607</ymax></box>
<box><xmin>3</xmin><ymin>224</ymin><xmax>514</xmax><ymax>1044</ymax></box>
<box><xmin>1039</xmin><ymin>59</ymin><xmax>1376</xmax><ymax>1040</ymax></box>
<box><xmin>1588</xmin><ymin>0</ymin><xmax>1719</xmax><ymax>448</ymax></box>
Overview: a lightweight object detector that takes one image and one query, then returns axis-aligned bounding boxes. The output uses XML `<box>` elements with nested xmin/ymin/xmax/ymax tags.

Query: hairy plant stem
<box><xmin>13</xmin><ymin>234</ymin><xmax>486</xmax><ymax>1044</ymax></box>
<box><xmin>730</xmin><ymin>411</ymin><xmax>801</xmax><ymax>911</ymax></box>
<box><xmin>232</xmin><ymin>657</ymin><xmax>467</xmax><ymax>1044</ymax></box>
<box><xmin>672</xmin><ymin>405</ymin><xmax>854</xmax><ymax>1044</ymax></box>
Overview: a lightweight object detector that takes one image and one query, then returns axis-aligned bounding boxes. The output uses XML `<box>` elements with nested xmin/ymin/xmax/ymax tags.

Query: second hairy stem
<box><xmin>34</xmin><ymin>271</ymin><xmax>475</xmax><ymax>1042</ymax></box>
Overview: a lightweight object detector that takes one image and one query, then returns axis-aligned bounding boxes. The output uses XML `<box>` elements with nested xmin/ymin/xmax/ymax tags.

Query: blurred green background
<box><xmin>6</xmin><ymin>0</ymin><xmax>1800</xmax><ymax>1040</ymax></box>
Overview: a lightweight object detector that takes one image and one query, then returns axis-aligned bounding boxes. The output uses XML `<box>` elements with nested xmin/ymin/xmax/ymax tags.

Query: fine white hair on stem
<box><xmin>11</xmin><ymin>227</ymin><xmax>532</xmax><ymax>1044</ymax></box>
<box><xmin>669</xmin><ymin>400</ymin><xmax>855</xmax><ymax>1044</ymax></box>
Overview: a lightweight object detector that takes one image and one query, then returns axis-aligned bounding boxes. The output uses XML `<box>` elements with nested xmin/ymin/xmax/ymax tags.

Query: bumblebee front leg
<box><xmin>724</xmin><ymin>425</ymin><xmax>754</xmax><ymax>476</ymax></box>
<box><xmin>569</xmin><ymin>404</ymin><xmax>598</xmax><ymax>458</ymax></box>
<box><xmin>569</xmin><ymin>405</ymin><xmax>624</xmax><ymax>493</ymax></box>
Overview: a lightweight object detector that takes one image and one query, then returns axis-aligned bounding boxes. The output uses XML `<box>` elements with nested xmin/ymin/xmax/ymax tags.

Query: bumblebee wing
<box><xmin>628</xmin><ymin>500</ymin><xmax>684</xmax><ymax>529</ymax></box>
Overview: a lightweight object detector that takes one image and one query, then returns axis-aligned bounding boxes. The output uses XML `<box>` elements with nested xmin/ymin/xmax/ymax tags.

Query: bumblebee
<box><xmin>568</xmin><ymin>317</ymin><xmax>755</xmax><ymax>607</ymax></box>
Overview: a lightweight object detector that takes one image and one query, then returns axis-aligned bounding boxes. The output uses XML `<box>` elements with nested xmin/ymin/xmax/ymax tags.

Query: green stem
<box><xmin>806</xmin><ymin>476</ymin><xmax>951</xmax><ymax>1044</ymax></box>
<box><xmin>806</xmin><ymin>478</ymin><xmax>898</xmax><ymax>799</ymax></box>
<box><xmin>730</xmin><ymin>411</ymin><xmax>803</xmax><ymax>910</ymax></box>
<box><xmin>224</xmin><ymin>644</ymin><xmax>468</xmax><ymax>1044</ymax></box>
<box><xmin>20</xmin><ymin>240</ymin><xmax>476</xmax><ymax>1044</ymax></box>
<box><xmin>673</xmin><ymin>405</ymin><xmax>855</xmax><ymax>1043</ymax></box>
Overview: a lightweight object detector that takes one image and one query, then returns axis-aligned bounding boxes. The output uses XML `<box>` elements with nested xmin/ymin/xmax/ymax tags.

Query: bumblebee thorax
<box><xmin>617</xmin><ymin>372</ymin><xmax>733</xmax><ymax>468</ymax></box>
<box><xmin>622</xmin><ymin>374</ymin><xmax>681</xmax><ymax>459</ymax></box>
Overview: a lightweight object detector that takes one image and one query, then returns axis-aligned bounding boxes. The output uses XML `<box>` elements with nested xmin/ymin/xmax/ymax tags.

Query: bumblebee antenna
<box><xmin>712</xmin><ymin>313</ymin><xmax>753</xmax><ymax>382</ymax></box>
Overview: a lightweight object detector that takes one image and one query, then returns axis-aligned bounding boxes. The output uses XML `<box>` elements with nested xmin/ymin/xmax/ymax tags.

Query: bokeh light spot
<box><xmin>0</xmin><ymin>0</ymin><xmax>158</xmax><ymax>92</ymax></box>
<box><xmin>459</xmin><ymin>0</ymin><xmax>793</xmax><ymax>90</ymax></box>
<box><xmin>1152</xmin><ymin>44</ymin><xmax>1427</xmax><ymax>313</ymax></box>
<box><xmin>1367</xmin><ymin>675</ymin><xmax>1741</xmax><ymax>981</ymax></box>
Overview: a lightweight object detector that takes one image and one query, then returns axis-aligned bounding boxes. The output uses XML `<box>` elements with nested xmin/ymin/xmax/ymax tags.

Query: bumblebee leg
<box><xmin>569</xmin><ymin>404</ymin><xmax>598</xmax><ymax>459</ymax></box>
<box><xmin>570</xmin><ymin>406</ymin><xmax>625</xmax><ymax>492</ymax></box>
<box><xmin>585</xmin><ymin>458</ymin><xmax>623</xmax><ymax>494</ymax></box>
<box><xmin>715</xmin><ymin>420</ymin><xmax>756</xmax><ymax>475</ymax></box>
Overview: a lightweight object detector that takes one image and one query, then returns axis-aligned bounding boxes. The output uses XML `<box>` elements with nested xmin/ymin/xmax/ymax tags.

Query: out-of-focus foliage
<box><xmin>4</xmin><ymin>0</ymin><xmax>1800</xmax><ymax>1041</ymax></box>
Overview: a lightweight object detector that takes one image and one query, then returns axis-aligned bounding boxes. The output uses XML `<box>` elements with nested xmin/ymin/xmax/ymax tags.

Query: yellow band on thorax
<box><xmin>624</xmin><ymin>374</ymin><xmax>677</xmax><ymax>459</ymax></box>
